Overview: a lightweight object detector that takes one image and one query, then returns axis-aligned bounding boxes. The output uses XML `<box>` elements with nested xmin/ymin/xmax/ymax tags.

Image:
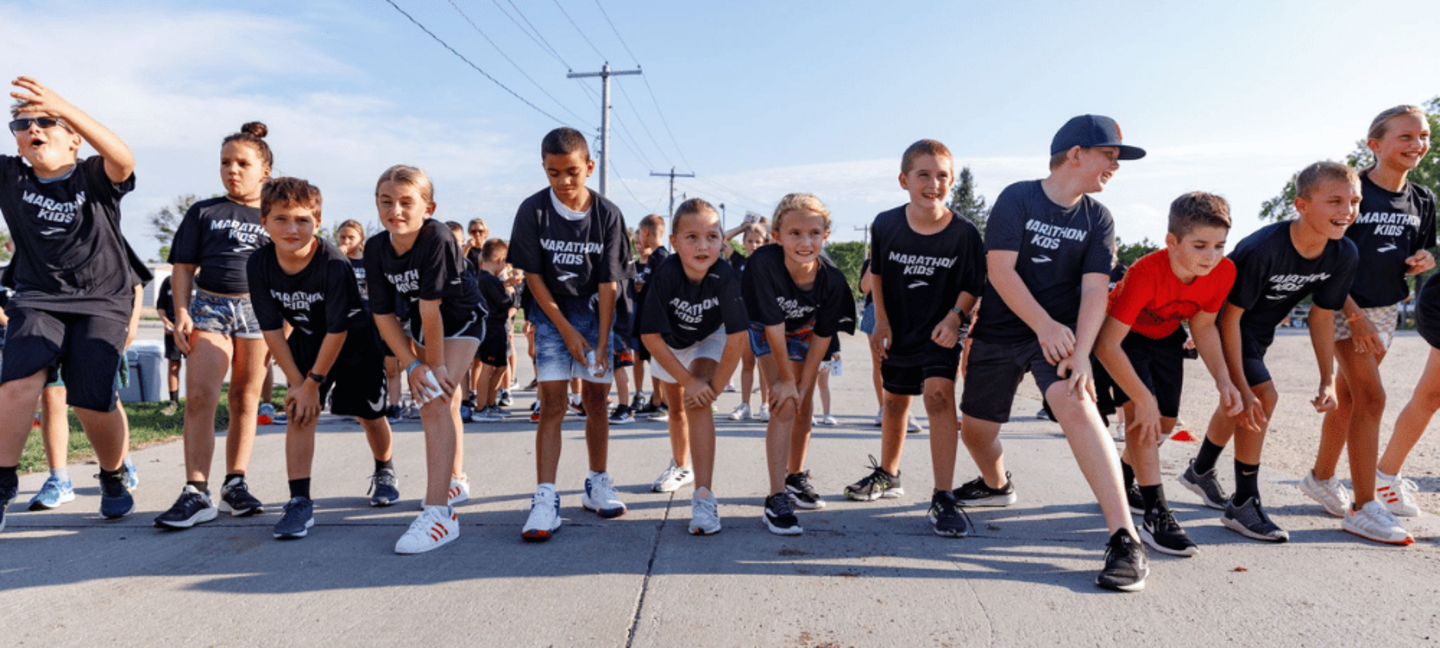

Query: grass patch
<box><xmin>18</xmin><ymin>385</ymin><xmax>287</xmax><ymax>474</ymax></box>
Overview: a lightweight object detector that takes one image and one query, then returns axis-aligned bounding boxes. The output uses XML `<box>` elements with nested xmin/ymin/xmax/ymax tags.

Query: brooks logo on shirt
<box><xmin>208</xmin><ymin>218</ymin><xmax>266</xmax><ymax>245</ymax></box>
<box><xmin>1025</xmin><ymin>219</ymin><xmax>1086</xmax><ymax>250</ymax></box>
<box><xmin>22</xmin><ymin>190</ymin><xmax>83</xmax><ymax>224</ymax></box>
<box><xmin>888</xmin><ymin>250</ymin><xmax>956</xmax><ymax>277</ymax></box>
<box><xmin>669</xmin><ymin>296</ymin><xmax>718</xmax><ymax>324</ymax></box>
<box><xmin>1356</xmin><ymin>211</ymin><xmax>1421</xmax><ymax>237</ymax></box>
<box><xmin>540</xmin><ymin>238</ymin><xmax>602</xmax><ymax>266</ymax></box>
<box><xmin>387</xmin><ymin>269</ymin><xmax>420</xmax><ymax>293</ymax></box>
<box><xmin>1268</xmin><ymin>272</ymin><xmax>1331</xmax><ymax>293</ymax></box>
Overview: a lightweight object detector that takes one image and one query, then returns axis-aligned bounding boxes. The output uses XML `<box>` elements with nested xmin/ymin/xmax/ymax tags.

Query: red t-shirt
<box><xmin>1107</xmin><ymin>249</ymin><xmax>1236</xmax><ymax>339</ymax></box>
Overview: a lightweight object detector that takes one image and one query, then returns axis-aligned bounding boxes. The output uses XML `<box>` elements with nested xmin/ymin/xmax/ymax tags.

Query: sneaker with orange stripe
<box><xmin>395</xmin><ymin>505</ymin><xmax>459</xmax><ymax>554</ymax></box>
<box><xmin>448</xmin><ymin>475</ymin><xmax>470</xmax><ymax>506</ymax></box>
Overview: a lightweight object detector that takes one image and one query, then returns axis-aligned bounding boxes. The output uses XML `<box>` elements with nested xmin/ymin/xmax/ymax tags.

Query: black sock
<box><xmin>98</xmin><ymin>466</ymin><xmax>121</xmax><ymax>481</ymax></box>
<box><xmin>169</xmin><ymin>391</ymin><xmax>180</xmax><ymax>403</ymax></box>
<box><xmin>1234</xmin><ymin>460</ymin><xmax>1261</xmax><ymax>505</ymax></box>
<box><xmin>0</xmin><ymin>465</ymin><xmax>17</xmax><ymax>493</ymax></box>
<box><xmin>1193</xmin><ymin>438</ymin><xmax>1225</xmax><ymax>476</ymax></box>
<box><xmin>1140</xmin><ymin>484</ymin><xmax>1166</xmax><ymax>513</ymax></box>
<box><xmin>1121</xmin><ymin>460</ymin><xmax>1135</xmax><ymax>489</ymax></box>
<box><xmin>289</xmin><ymin>478</ymin><xmax>311</xmax><ymax>500</ymax></box>
<box><xmin>224</xmin><ymin>473</ymin><xmax>245</xmax><ymax>486</ymax></box>
<box><xmin>187</xmin><ymin>480</ymin><xmax>209</xmax><ymax>494</ymax></box>
<box><xmin>375</xmin><ymin>458</ymin><xmax>394</xmax><ymax>473</ymax></box>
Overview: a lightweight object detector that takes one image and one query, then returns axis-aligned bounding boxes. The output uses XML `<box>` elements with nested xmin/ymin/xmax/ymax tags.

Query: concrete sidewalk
<box><xmin>3</xmin><ymin>333</ymin><xmax>1438</xmax><ymax>646</ymax></box>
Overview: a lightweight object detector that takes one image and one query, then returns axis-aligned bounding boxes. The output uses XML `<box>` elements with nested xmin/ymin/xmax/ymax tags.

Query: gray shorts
<box><xmin>190</xmin><ymin>291</ymin><xmax>262</xmax><ymax>339</ymax></box>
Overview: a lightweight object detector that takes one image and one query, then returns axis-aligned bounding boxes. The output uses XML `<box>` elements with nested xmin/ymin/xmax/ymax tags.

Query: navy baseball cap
<box><xmin>1050</xmin><ymin>115</ymin><xmax>1146</xmax><ymax>160</ymax></box>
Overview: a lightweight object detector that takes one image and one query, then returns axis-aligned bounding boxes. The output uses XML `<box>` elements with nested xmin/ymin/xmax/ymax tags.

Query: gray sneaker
<box><xmin>369</xmin><ymin>468</ymin><xmax>400</xmax><ymax>507</ymax></box>
<box><xmin>1179</xmin><ymin>459</ymin><xmax>1229</xmax><ymax>510</ymax></box>
<box><xmin>1221</xmin><ymin>496</ymin><xmax>1289</xmax><ymax>543</ymax></box>
<box><xmin>273</xmin><ymin>497</ymin><xmax>315</xmax><ymax>539</ymax></box>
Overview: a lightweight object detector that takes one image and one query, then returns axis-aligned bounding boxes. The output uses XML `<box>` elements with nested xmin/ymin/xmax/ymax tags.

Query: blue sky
<box><xmin>4</xmin><ymin>0</ymin><xmax>1438</xmax><ymax>261</ymax></box>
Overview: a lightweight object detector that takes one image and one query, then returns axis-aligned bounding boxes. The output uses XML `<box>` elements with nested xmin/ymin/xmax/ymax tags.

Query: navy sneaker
<box><xmin>928</xmin><ymin>490</ymin><xmax>971</xmax><ymax>538</ymax></box>
<box><xmin>99</xmin><ymin>468</ymin><xmax>134</xmax><ymax>519</ymax></box>
<box><xmin>0</xmin><ymin>485</ymin><xmax>15</xmax><ymax>533</ymax></box>
<box><xmin>763</xmin><ymin>492</ymin><xmax>802</xmax><ymax>536</ymax></box>
<box><xmin>273</xmin><ymin>497</ymin><xmax>315</xmax><ymax>539</ymax></box>
<box><xmin>220</xmin><ymin>476</ymin><xmax>264</xmax><ymax>517</ymax></box>
<box><xmin>953</xmin><ymin>472</ymin><xmax>1017</xmax><ymax>507</ymax></box>
<box><xmin>154</xmin><ymin>486</ymin><xmax>218</xmax><ymax>529</ymax></box>
<box><xmin>369</xmin><ymin>467</ymin><xmax>400</xmax><ymax>507</ymax></box>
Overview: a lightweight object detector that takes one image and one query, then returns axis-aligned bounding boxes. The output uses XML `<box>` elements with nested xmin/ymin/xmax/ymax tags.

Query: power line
<box><xmin>640</xmin><ymin>74</ymin><xmax>694</xmax><ymax>172</ymax></box>
<box><xmin>491</xmin><ymin>0</ymin><xmax>570</xmax><ymax>69</ymax></box>
<box><xmin>592</xmin><ymin>0</ymin><xmax>640</xmax><ymax>64</ymax></box>
<box><xmin>578</xmin><ymin>83</ymin><xmax>656</xmax><ymax>173</ymax></box>
<box><xmin>445</xmin><ymin>0</ymin><xmax>593</xmax><ymax>127</ymax></box>
<box><xmin>384</xmin><ymin>0</ymin><xmax>569</xmax><ymax>125</ymax></box>
<box><xmin>550</xmin><ymin>0</ymin><xmax>607</xmax><ymax>60</ymax></box>
<box><xmin>615</xmin><ymin>82</ymin><xmax>674</xmax><ymax>169</ymax></box>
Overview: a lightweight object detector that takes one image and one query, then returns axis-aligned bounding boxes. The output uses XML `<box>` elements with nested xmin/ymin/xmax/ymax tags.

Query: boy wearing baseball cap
<box><xmin>956</xmin><ymin>115</ymin><xmax>1148</xmax><ymax>591</ymax></box>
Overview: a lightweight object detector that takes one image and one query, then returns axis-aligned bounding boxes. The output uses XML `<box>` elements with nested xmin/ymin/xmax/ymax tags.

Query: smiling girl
<box><xmin>741</xmin><ymin>193</ymin><xmax>855</xmax><ymax>535</ymax></box>
<box><xmin>365</xmin><ymin>165</ymin><xmax>484</xmax><ymax>554</ymax></box>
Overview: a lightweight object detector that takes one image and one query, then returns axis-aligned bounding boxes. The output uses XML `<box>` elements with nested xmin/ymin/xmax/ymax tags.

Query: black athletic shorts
<box><xmin>1</xmin><ymin>307</ymin><xmax>127</xmax><ymax>412</ymax></box>
<box><xmin>1097</xmin><ymin>329</ymin><xmax>1185</xmax><ymax>418</ymax></box>
<box><xmin>1239</xmin><ymin>333</ymin><xmax>1273</xmax><ymax>388</ymax></box>
<box><xmin>880</xmin><ymin>344</ymin><xmax>961</xmax><ymax>396</ymax></box>
<box><xmin>476</xmin><ymin>319</ymin><xmax>510</xmax><ymax>368</ymax></box>
<box><xmin>612</xmin><ymin>332</ymin><xmax>635</xmax><ymax>369</ymax></box>
<box><xmin>288</xmin><ymin>326</ymin><xmax>388</xmax><ymax>420</ymax></box>
<box><xmin>163</xmin><ymin>329</ymin><xmax>184</xmax><ymax>362</ymax></box>
<box><xmin>959</xmin><ymin>337</ymin><xmax>1065</xmax><ymax>424</ymax></box>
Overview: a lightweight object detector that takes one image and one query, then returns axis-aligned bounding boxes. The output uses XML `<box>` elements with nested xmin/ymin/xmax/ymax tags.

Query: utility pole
<box><xmin>854</xmin><ymin>224</ymin><xmax>870</xmax><ymax>256</ymax></box>
<box><xmin>568</xmin><ymin>63</ymin><xmax>641</xmax><ymax>198</ymax></box>
<box><xmin>649</xmin><ymin>166</ymin><xmax>695</xmax><ymax>216</ymax></box>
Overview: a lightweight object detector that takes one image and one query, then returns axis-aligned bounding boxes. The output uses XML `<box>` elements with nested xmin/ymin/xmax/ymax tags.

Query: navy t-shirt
<box><xmin>156</xmin><ymin>275</ymin><xmax>175</xmax><ymax>320</ymax></box>
<box><xmin>365</xmin><ymin>218</ymin><xmax>484</xmax><ymax>341</ymax></box>
<box><xmin>477</xmin><ymin>269</ymin><xmax>516</xmax><ymax>331</ymax></box>
<box><xmin>1228</xmin><ymin>221</ymin><xmax>1358</xmax><ymax>350</ymax></box>
<box><xmin>168</xmin><ymin>196</ymin><xmax>267</xmax><ymax>294</ymax></box>
<box><xmin>741</xmin><ymin>244</ymin><xmax>856</xmax><ymax>338</ymax></box>
<box><xmin>631</xmin><ymin>247</ymin><xmax>670</xmax><ymax>337</ymax></box>
<box><xmin>0</xmin><ymin>155</ymin><xmax>139</xmax><ymax>322</ymax></box>
<box><xmin>972</xmin><ymin>180</ymin><xmax>1115</xmax><ymax>344</ymax></box>
<box><xmin>1345</xmin><ymin>173</ymin><xmax>1437</xmax><ymax>308</ymax></box>
<box><xmin>639</xmin><ymin>254</ymin><xmax>749</xmax><ymax>349</ymax></box>
<box><xmin>506</xmin><ymin>187</ymin><xmax>631</xmax><ymax>309</ymax></box>
<box><xmin>869</xmin><ymin>206</ymin><xmax>986</xmax><ymax>365</ymax></box>
<box><xmin>248</xmin><ymin>239</ymin><xmax>369</xmax><ymax>343</ymax></box>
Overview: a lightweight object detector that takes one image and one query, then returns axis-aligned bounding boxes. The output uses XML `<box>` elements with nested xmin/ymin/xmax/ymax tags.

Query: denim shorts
<box><xmin>531</xmin><ymin>300</ymin><xmax>616</xmax><ymax>384</ymax></box>
<box><xmin>747</xmin><ymin>320</ymin><xmax>814</xmax><ymax>362</ymax></box>
<box><xmin>190</xmin><ymin>291</ymin><xmax>262</xmax><ymax>339</ymax></box>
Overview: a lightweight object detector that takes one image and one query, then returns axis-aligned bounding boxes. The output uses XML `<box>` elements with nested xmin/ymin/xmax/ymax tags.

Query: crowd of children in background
<box><xmin>1</xmin><ymin>75</ymin><xmax>1436</xmax><ymax>593</ymax></box>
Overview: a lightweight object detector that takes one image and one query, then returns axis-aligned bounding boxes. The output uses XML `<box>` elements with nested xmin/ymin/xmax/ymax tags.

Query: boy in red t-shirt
<box><xmin>1094</xmin><ymin>192</ymin><xmax>1242</xmax><ymax>557</ymax></box>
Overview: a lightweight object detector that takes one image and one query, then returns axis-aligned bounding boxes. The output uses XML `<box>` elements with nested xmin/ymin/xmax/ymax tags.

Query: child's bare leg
<box><xmin>225</xmin><ymin>337</ymin><xmax>268</xmax><ymax>475</ymax></box>
<box><xmin>582</xmin><ymin>380</ymin><xmax>610</xmax><ymax>473</ymax></box>
<box><xmin>660</xmin><ymin>381</ymin><xmax>691</xmax><ymax>467</ymax></box>
<box><xmin>0</xmin><ymin>372</ymin><xmax>47</xmax><ymax>465</ymax></box>
<box><xmin>614</xmin><ymin>364</ymin><xmax>631</xmax><ymax>409</ymax></box>
<box><xmin>41</xmin><ymin>385</ymin><xmax>67</xmax><ymax>471</ymax></box>
<box><xmin>484</xmin><ymin>365</ymin><xmax>505</xmax><ymax>408</ymax></box>
<box><xmin>73</xmin><ymin>406</ymin><xmax>128</xmax><ymax>471</ymax></box>
<box><xmin>817</xmin><ymin>368</ymin><xmax>831</xmax><ymax>416</ymax></box>
<box><xmin>758</xmin><ymin>355</ymin><xmax>794</xmax><ymax>493</ymax></box>
<box><xmin>879</xmin><ymin>392</ymin><xmax>911</xmax><ymax>475</ymax></box>
<box><xmin>1380</xmin><ymin>347</ymin><xmax>1440</xmax><ymax>475</ymax></box>
<box><xmin>687</xmin><ymin>359</ymin><xmax>719</xmax><ymax>490</ymax></box>
<box><xmin>739</xmin><ymin>347</ymin><xmax>755</xmax><ymax>409</ymax></box>
<box><xmin>1312</xmin><ymin>348</ymin><xmax>1355</xmax><ymax>481</ymax></box>
<box><xmin>1335</xmin><ymin>346</ymin><xmax>1387</xmax><ymax>505</ymax></box>
<box><xmin>960</xmin><ymin>413</ymin><xmax>1006</xmax><ymax>488</ymax></box>
<box><xmin>385</xmin><ymin>356</ymin><xmax>402</xmax><ymax>407</ymax></box>
<box><xmin>1045</xmin><ymin>381</ymin><xmax>1135</xmax><ymax>536</ymax></box>
<box><xmin>786</xmin><ymin>361</ymin><xmax>817</xmax><ymax>475</ymax></box>
<box><xmin>417</xmin><ymin>339</ymin><xmax>477</xmax><ymax>504</ymax></box>
<box><xmin>182</xmin><ymin>331</ymin><xmax>233</xmax><ymax>482</ymax></box>
<box><xmin>476</xmin><ymin>364</ymin><xmax>496</xmax><ymax>407</ymax></box>
<box><xmin>536</xmin><ymin>381</ymin><xmax>568</xmax><ymax>483</ymax></box>
<box><xmin>359</xmin><ymin>416</ymin><xmax>393</xmax><ymax>462</ymax></box>
<box><xmin>284</xmin><ymin>417</ymin><xmax>318</xmax><ymax>480</ymax></box>
<box><xmin>923</xmin><ymin>378</ymin><xmax>959</xmax><ymax>491</ymax></box>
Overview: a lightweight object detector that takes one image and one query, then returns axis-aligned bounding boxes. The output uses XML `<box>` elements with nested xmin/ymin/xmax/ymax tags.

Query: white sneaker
<box><xmin>689</xmin><ymin>486</ymin><xmax>721</xmax><ymax>535</ymax></box>
<box><xmin>652</xmin><ymin>461</ymin><xmax>694</xmax><ymax>493</ymax></box>
<box><xmin>1342</xmin><ymin>500</ymin><xmax>1414</xmax><ymax>545</ymax></box>
<box><xmin>759</xmin><ymin>405</ymin><xmax>771</xmax><ymax>422</ymax></box>
<box><xmin>723</xmin><ymin>382</ymin><xmax>737</xmax><ymax>393</ymax></box>
<box><xmin>820</xmin><ymin>414</ymin><xmax>838</xmax><ymax>426</ymax></box>
<box><xmin>729</xmin><ymin>403</ymin><xmax>751</xmax><ymax>421</ymax></box>
<box><xmin>582</xmin><ymin>471</ymin><xmax>627</xmax><ymax>518</ymax></box>
<box><xmin>906</xmin><ymin>413</ymin><xmax>923</xmax><ymax>433</ymax></box>
<box><xmin>1299</xmin><ymin>471</ymin><xmax>1351</xmax><ymax>518</ymax></box>
<box><xmin>447</xmin><ymin>475</ymin><xmax>470</xmax><ymax>506</ymax></box>
<box><xmin>394</xmin><ymin>505</ymin><xmax>459</xmax><ymax>554</ymax></box>
<box><xmin>1377</xmin><ymin>470</ymin><xmax>1420</xmax><ymax>517</ymax></box>
<box><xmin>522</xmin><ymin>485</ymin><xmax>562</xmax><ymax>541</ymax></box>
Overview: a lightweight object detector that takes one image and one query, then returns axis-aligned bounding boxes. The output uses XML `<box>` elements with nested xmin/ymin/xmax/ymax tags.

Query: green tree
<box><xmin>149</xmin><ymin>193</ymin><xmax>200</xmax><ymax>262</ymax></box>
<box><xmin>948</xmin><ymin>165</ymin><xmax>989</xmax><ymax>236</ymax></box>
<box><xmin>1260</xmin><ymin>97</ymin><xmax>1440</xmax><ymax>223</ymax></box>
<box><xmin>824</xmin><ymin>240</ymin><xmax>867</xmax><ymax>299</ymax></box>
<box><xmin>0</xmin><ymin>229</ymin><xmax>10</xmax><ymax>261</ymax></box>
<box><xmin>1115</xmin><ymin>236</ymin><xmax>1161</xmax><ymax>267</ymax></box>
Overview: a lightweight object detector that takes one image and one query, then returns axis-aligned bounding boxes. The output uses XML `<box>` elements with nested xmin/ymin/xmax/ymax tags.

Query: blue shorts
<box><xmin>190</xmin><ymin>291</ymin><xmax>262</xmax><ymax>339</ymax></box>
<box><xmin>859</xmin><ymin>301</ymin><xmax>876</xmax><ymax>336</ymax></box>
<box><xmin>531</xmin><ymin>300</ymin><xmax>616</xmax><ymax>384</ymax></box>
<box><xmin>747</xmin><ymin>320</ymin><xmax>814</xmax><ymax>363</ymax></box>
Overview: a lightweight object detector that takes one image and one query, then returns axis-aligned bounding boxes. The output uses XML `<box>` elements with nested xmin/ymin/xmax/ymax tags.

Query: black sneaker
<box><xmin>1141</xmin><ymin>506</ymin><xmax>1199</xmax><ymax>557</ymax></box>
<box><xmin>647</xmin><ymin>403</ymin><xmax>669</xmax><ymax>422</ymax></box>
<box><xmin>273</xmin><ymin>497</ymin><xmax>315</xmax><ymax>539</ymax></box>
<box><xmin>784</xmin><ymin>470</ymin><xmax>827</xmax><ymax>510</ymax></box>
<box><xmin>1127</xmin><ymin>483</ymin><xmax>1144</xmax><ymax>517</ymax></box>
<box><xmin>1178</xmin><ymin>459</ymin><xmax>1229</xmax><ymax>510</ymax></box>
<box><xmin>154</xmin><ymin>486</ymin><xmax>218</xmax><ymax>529</ymax></box>
<box><xmin>953</xmin><ymin>472</ymin><xmax>1016</xmax><ymax>507</ymax></box>
<box><xmin>497</xmin><ymin>389</ymin><xmax>514</xmax><ymax>407</ymax></box>
<box><xmin>763</xmin><ymin>492</ymin><xmax>802</xmax><ymax>536</ymax></box>
<box><xmin>609</xmin><ymin>404</ymin><xmax>635</xmax><ymax>425</ymax></box>
<box><xmin>0</xmin><ymin>485</ymin><xmax>15</xmax><ymax>533</ymax></box>
<box><xmin>1096</xmin><ymin>529</ymin><xmax>1148</xmax><ymax>592</ymax></box>
<box><xmin>369</xmin><ymin>467</ymin><xmax>400</xmax><ymax>507</ymax></box>
<box><xmin>220</xmin><ymin>477</ymin><xmax>264</xmax><ymax>517</ymax></box>
<box><xmin>928</xmin><ymin>490</ymin><xmax>970</xmax><ymax>538</ymax></box>
<box><xmin>98</xmin><ymin>468</ymin><xmax>135</xmax><ymax>519</ymax></box>
<box><xmin>1221</xmin><ymin>495</ymin><xmax>1289</xmax><ymax>543</ymax></box>
<box><xmin>630</xmin><ymin>394</ymin><xmax>647</xmax><ymax>411</ymax></box>
<box><xmin>843</xmin><ymin>456</ymin><xmax>904</xmax><ymax>501</ymax></box>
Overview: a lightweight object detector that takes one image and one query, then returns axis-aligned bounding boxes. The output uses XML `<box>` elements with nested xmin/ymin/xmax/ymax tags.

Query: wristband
<box><xmin>405</xmin><ymin>359</ymin><xmax>422</xmax><ymax>374</ymax></box>
<box><xmin>307</xmin><ymin>371</ymin><xmax>327</xmax><ymax>384</ymax></box>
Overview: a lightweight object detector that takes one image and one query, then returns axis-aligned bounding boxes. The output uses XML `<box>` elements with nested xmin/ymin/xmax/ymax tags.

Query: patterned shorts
<box><xmin>1333</xmin><ymin>303</ymin><xmax>1400</xmax><ymax>349</ymax></box>
<box><xmin>190</xmin><ymin>291</ymin><xmax>263</xmax><ymax>339</ymax></box>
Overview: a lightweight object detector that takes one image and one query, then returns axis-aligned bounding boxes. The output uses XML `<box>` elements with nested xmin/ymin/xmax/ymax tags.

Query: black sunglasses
<box><xmin>470</xmin><ymin>229</ymin><xmax>486</xmax><ymax>235</ymax></box>
<box><xmin>8</xmin><ymin>117</ymin><xmax>68</xmax><ymax>134</ymax></box>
